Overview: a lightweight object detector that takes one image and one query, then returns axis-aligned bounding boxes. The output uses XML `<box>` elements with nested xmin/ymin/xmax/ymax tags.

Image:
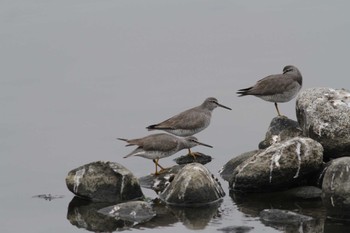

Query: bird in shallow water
<box><xmin>237</xmin><ymin>65</ymin><xmax>302</xmax><ymax>116</ymax></box>
<box><xmin>118</xmin><ymin>133</ymin><xmax>212</xmax><ymax>175</ymax></box>
<box><xmin>146</xmin><ymin>97</ymin><xmax>231</xmax><ymax>157</ymax></box>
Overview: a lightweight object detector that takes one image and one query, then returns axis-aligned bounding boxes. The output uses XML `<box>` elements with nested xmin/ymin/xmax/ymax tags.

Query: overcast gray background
<box><xmin>1</xmin><ymin>0</ymin><xmax>350</xmax><ymax>232</ymax></box>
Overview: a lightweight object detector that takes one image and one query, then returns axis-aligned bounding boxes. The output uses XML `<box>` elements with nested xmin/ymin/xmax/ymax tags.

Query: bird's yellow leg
<box><xmin>152</xmin><ymin>159</ymin><xmax>168</xmax><ymax>175</ymax></box>
<box><xmin>152</xmin><ymin>159</ymin><xmax>159</xmax><ymax>175</ymax></box>
<box><xmin>187</xmin><ymin>148</ymin><xmax>200</xmax><ymax>159</ymax></box>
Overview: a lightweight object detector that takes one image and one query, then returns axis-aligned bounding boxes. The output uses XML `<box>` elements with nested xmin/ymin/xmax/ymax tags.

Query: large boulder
<box><xmin>296</xmin><ymin>87</ymin><xmax>350</xmax><ymax>159</ymax></box>
<box><xmin>258</xmin><ymin>116</ymin><xmax>303</xmax><ymax>149</ymax></box>
<box><xmin>159</xmin><ymin>163</ymin><xmax>225</xmax><ymax>206</ymax></box>
<box><xmin>66</xmin><ymin>161</ymin><xmax>143</xmax><ymax>202</ymax></box>
<box><xmin>219</xmin><ymin>150</ymin><xmax>258</xmax><ymax>182</ymax></box>
<box><xmin>229</xmin><ymin>137</ymin><xmax>324</xmax><ymax>192</ymax></box>
<box><xmin>322</xmin><ymin>157</ymin><xmax>350</xmax><ymax>217</ymax></box>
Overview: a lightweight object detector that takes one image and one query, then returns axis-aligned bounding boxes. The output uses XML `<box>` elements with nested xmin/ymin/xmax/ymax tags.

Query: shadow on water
<box><xmin>67</xmin><ymin>196</ymin><xmax>222</xmax><ymax>232</ymax></box>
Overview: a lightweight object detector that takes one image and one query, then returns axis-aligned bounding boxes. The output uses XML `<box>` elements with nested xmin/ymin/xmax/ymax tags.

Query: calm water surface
<box><xmin>1</xmin><ymin>0</ymin><xmax>350</xmax><ymax>232</ymax></box>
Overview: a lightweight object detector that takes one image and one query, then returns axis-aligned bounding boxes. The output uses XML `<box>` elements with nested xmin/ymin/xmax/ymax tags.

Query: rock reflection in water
<box><xmin>67</xmin><ymin>197</ymin><xmax>135</xmax><ymax>232</ymax></box>
<box><xmin>166</xmin><ymin>201</ymin><xmax>222</xmax><ymax>230</ymax></box>
<box><xmin>230</xmin><ymin>190</ymin><xmax>326</xmax><ymax>233</ymax></box>
<box><xmin>67</xmin><ymin>196</ymin><xmax>222</xmax><ymax>231</ymax></box>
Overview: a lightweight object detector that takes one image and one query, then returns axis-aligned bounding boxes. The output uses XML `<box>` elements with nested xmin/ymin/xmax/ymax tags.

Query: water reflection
<box><xmin>67</xmin><ymin>197</ymin><xmax>135</xmax><ymax>231</ymax></box>
<box><xmin>230</xmin><ymin>191</ymin><xmax>326</xmax><ymax>233</ymax></box>
<box><xmin>67</xmin><ymin>197</ymin><xmax>221</xmax><ymax>231</ymax></box>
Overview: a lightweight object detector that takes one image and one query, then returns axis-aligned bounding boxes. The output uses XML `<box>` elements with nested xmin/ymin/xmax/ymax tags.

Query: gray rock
<box><xmin>258</xmin><ymin>116</ymin><xmax>303</xmax><ymax>149</ymax></box>
<box><xmin>219</xmin><ymin>150</ymin><xmax>258</xmax><ymax>182</ymax></box>
<box><xmin>98</xmin><ymin>201</ymin><xmax>156</xmax><ymax>224</ymax></box>
<box><xmin>283</xmin><ymin>186</ymin><xmax>322</xmax><ymax>199</ymax></box>
<box><xmin>229</xmin><ymin>137</ymin><xmax>324</xmax><ymax>192</ymax></box>
<box><xmin>66</xmin><ymin>161</ymin><xmax>143</xmax><ymax>202</ymax></box>
<box><xmin>138</xmin><ymin>165</ymin><xmax>183</xmax><ymax>193</ymax></box>
<box><xmin>217</xmin><ymin>226</ymin><xmax>254</xmax><ymax>233</ymax></box>
<box><xmin>322</xmin><ymin>157</ymin><xmax>350</xmax><ymax>217</ymax></box>
<box><xmin>159</xmin><ymin>163</ymin><xmax>225</xmax><ymax>206</ymax></box>
<box><xmin>296</xmin><ymin>87</ymin><xmax>350</xmax><ymax>158</ymax></box>
<box><xmin>260</xmin><ymin>209</ymin><xmax>313</xmax><ymax>224</ymax></box>
<box><xmin>259</xmin><ymin>209</ymin><xmax>323</xmax><ymax>233</ymax></box>
<box><xmin>174</xmin><ymin>152</ymin><xmax>212</xmax><ymax>165</ymax></box>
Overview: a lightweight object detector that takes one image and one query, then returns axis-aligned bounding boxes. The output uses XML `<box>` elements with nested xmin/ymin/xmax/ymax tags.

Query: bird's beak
<box><xmin>216</xmin><ymin>102</ymin><xmax>232</xmax><ymax>110</ymax></box>
<box><xmin>196</xmin><ymin>141</ymin><xmax>213</xmax><ymax>148</ymax></box>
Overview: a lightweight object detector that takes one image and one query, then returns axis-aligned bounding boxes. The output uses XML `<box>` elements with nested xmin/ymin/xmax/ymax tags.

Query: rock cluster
<box><xmin>66</xmin><ymin>157</ymin><xmax>224</xmax><ymax>228</ymax></box>
<box><xmin>65</xmin><ymin>87</ymin><xmax>350</xmax><ymax>229</ymax></box>
<box><xmin>222</xmin><ymin>87</ymin><xmax>350</xmax><ymax>218</ymax></box>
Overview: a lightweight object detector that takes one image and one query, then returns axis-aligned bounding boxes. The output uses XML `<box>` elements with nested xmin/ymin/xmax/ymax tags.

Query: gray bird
<box><xmin>118</xmin><ymin>133</ymin><xmax>212</xmax><ymax>175</ymax></box>
<box><xmin>146</xmin><ymin>97</ymin><xmax>231</xmax><ymax>156</ymax></box>
<box><xmin>237</xmin><ymin>65</ymin><xmax>302</xmax><ymax>116</ymax></box>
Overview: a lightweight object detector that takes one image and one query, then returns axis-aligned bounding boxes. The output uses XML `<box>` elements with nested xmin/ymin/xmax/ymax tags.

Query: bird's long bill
<box><xmin>196</xmin><ymin>140</ymin><xmax>213</xmax><ymax>148</ymax></box>
<box><xmin>217</xmin><ymin>102</ymin><xmax>232</xmax><ymax>110</ymax></box>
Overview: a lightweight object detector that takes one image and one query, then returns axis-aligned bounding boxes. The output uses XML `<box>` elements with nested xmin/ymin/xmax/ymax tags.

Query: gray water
<box><xmin>1</xmin><ymin>0</ymin><xmax>350</xmax><ymax>232</ymax></box>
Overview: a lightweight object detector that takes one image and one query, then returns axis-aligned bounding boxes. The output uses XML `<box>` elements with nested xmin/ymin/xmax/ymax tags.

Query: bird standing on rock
<box><xmin>237</xmin><ymin>65</ymin><xmax>302</xmax><ymax>116</ymax></box>
<box><xmin>146</xmin><ymin>97</ymin><xmax>231</xmax><ymax>157</ymax></box>
<box><xmin>118</xmin><ymin>133</ymin><xmax>213</xmax><ymax>175</ymax></box>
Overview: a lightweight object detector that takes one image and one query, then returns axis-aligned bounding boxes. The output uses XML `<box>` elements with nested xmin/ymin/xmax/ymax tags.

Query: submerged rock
<box><xmin>258</xmin><ymin>116</ymin><xmax>302</xmax><ymax>149</ymax></box>
<box><xmin>259</xmin><ymin>209</ymin><xmax>323</xmax><ymax>233</ymax></box>
<box><xmin>217</xmin><ymin>226</ymin><xmax>254</xmax><ymax>233</ymax></box>
<box><xmin>219</xmin><ymin>150</ymin><xmax>258</xmax><ymax>182</ymax></box>
<box><xmin>32</xmin><ymin>194</ymin><xmax>64</xmax><ymax>201</ymax></box>
<box><xmin>159</xmin><ymin>163</ymin><xmax>225</xmax><ymax>206</ymax></box>
<box><xmin>322</xmin><ymin>157</ymin><xmax>350</xmax><ymax>217</ymax></box>
<box><xmin>66</xmin><ymin>161</ymin><xmax>143</xmax><ymax>202</ymax></box>
<box><xmin>98</xmin><ymin>201</ymin><xmax>156</xmax><ymax>224</ymax></box>
<box><xmin>229</xmin><ymin>137</ymin><xmax>323</xmax><ymax>192</ymax></box>
<box><xmin>296</xmin><ymin>87</ymin><xmax>350</xmax><ymax>159</ymax></box>
<box><xmin>284</xmin><ymin>186</ymin><xmax>322</xmax><ymax>199</ymax></box>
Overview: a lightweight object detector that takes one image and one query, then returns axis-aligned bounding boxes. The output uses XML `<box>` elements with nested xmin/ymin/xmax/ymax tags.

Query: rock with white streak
<box><xmin>258</xmin><ymin>116</ymin><xmax>303</xmax><ymax>150</ymax></box>
<box><xmin>98</xmin><ymin>201</ymin><xmax>156</xmax><ymax>223</ymax></box>
<box><xmin>296</xmin><ymin>87</ymin><xmax>350</xmax><ymax>159</ymax></box>
<box><xmin>159</xmin><ymin>163</ymin><xmax>225</xmax><ymax>206</ymax></box>
<box><xmin>66</xmin><ymin>161</ymin><xmax>143</xmax><ymax>202</ymax></box>
<box><xmin>219</xmin><ymin>150</ymin><xmax>258</xmax><ymax>182</ymax></box>
<box><xmin>229</xmin><ymin>137</ymin><xmax>323</xmax><ymax>192</ymax></box>
<box><xmin>322</xmin><ymin>157</ymin><xmax>350</xmax><ymax>217</ymax></box>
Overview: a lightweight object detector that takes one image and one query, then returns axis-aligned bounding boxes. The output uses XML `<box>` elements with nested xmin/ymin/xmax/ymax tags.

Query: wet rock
<box><xmin>322</xmin><ymin>157</ymin><xmax>350</xmax><ymax>218</ymax></box>
<box><xmin>98</xmin><ymin>201</ymin><xmax>156</xmax><ymax>224</ymax></box>
<box><xmin>229</xmin><ymin>137</ymin><xmax>323</xmax><ymax>192</ymax></box>
<box><xmin>259</xmin><ymin>209</ymin><xmax>321</xmax><ymax>233</ymax></box>
<box><xmin>284</xmin><ymin>186</ymin><xmax>322</xmax><ymax>199</ymax></box>
<box><xmin>258</xmin><ymin>116</ymin><xmax>302</xmax><ymax>149</ymax></box>
<box><xmin>217</xmin><ymin>226</ymin><xmax>254</xmax><ymax>233</ymax></box>
<box><xmin>66</xmin><ymin>161</ymin><xmax>143</xmax><ymax>202</ymax></box>
<box><xmin>138</xmin><ymin>165</ymin><xmax>183</xmax><ymax>193</ymax></box>
<box><xmin>174</xmin><ymin>152</ymin><xmax>212</xmax><ymax>165</ymax></box>
<box><xmin>219</xmin><ymin>150</ymin><xmax>258</xmax><ymax>182</ymax></box>
<box><xmin>296</xmin><ymin>87</ymin><xmax>350</xmax><ymax>159</ymax></box>
<box><xmin>159</xmin><ymin>163</ymin><xmax>225</xmax><ymax>206</ymax></box>
<box><xmin>260</xmin><ymin>209</ymin><xmax>313</xmax><ymax>223</ymax></box>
